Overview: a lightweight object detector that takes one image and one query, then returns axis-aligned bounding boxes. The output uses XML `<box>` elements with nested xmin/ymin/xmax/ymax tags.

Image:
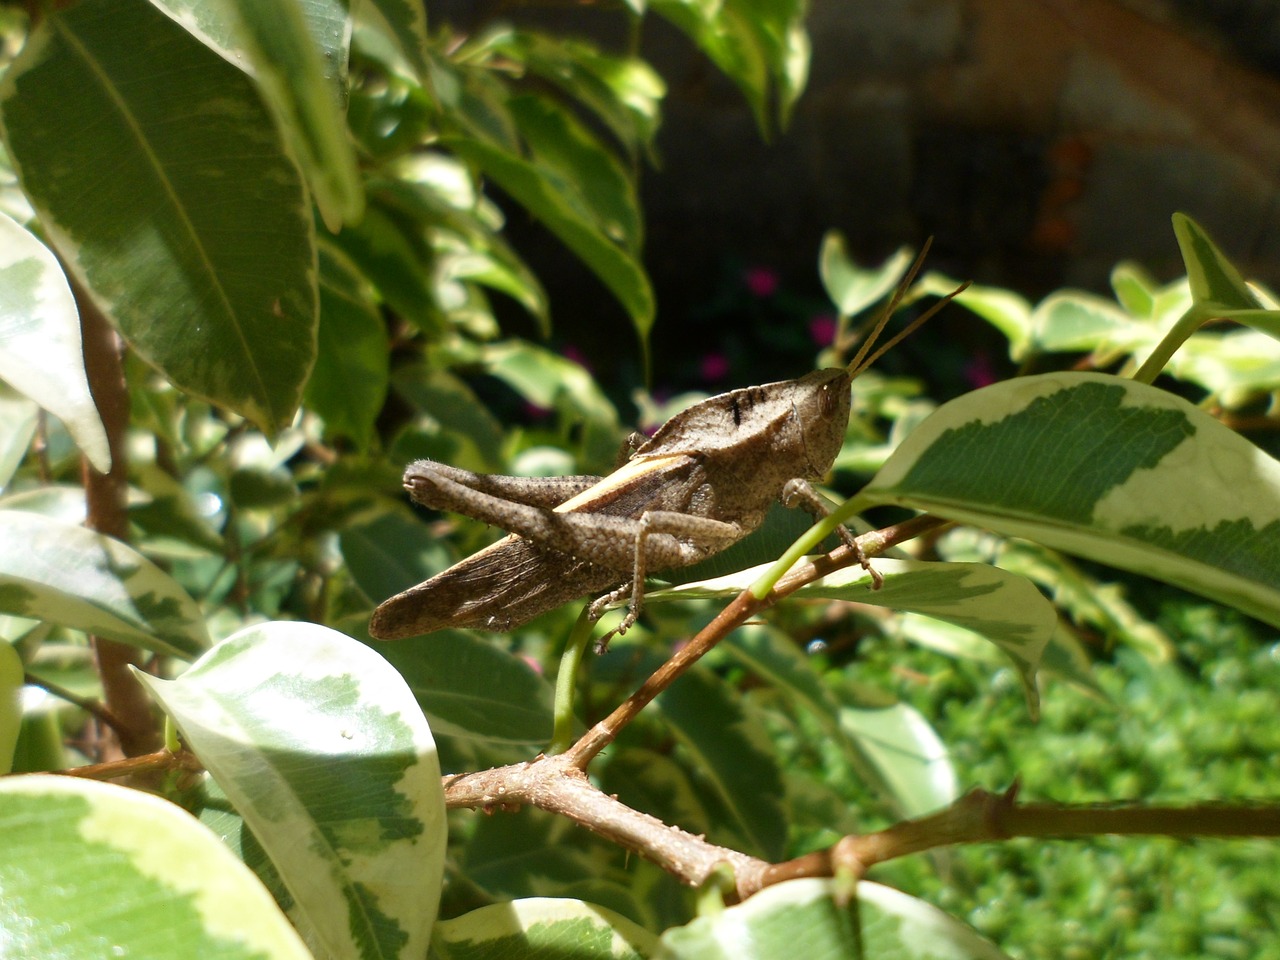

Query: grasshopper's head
<box><xmin>793</xmin><ymin>367</ymin><xmax>853</xmax><ymax>476</ymax></box>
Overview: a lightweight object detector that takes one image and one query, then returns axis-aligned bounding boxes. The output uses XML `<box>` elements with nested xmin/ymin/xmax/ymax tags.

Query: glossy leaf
<box><xmin>0</xmin><ymin>211</ymin><xmax>109</xmax><ymax>471</ymax></box>
<box><xmin>0</xmin><ymin>775</ymin><xmax>312</xmax><ymax>960</ymax></box>
<box><xmin>159</xmin><ymin>0</ymin><xmax>363</xmax><ymax>229</ymax></box>
<box><xmin>722</xmin><ymin>626</ymin><xmax>957</xmax><ymax>818</ymax></box>
<box><xmin>651</xmin><ymin>663</ymin><xmax>787</xmax><ymax>859</ymax></box>
<box><xmin>919</xmin><ymin>272</ymin><xmax>1034</xmax><ymax>360</ymax></box>
<box><xmin>446</xmin><ymin>134</ymin><xmax>655</xmax><ymax>344</ymax></box>
<box><xmin>0</xmin><ymin>0</ymin><xmax>317</xmax><ymax>432</ymax></box>
<box><xmin>819</xmin><ymin>234</ymin><xmax>912</xmax><ymax>318</ymax></box>
<box><xmin>653</xmin><ymin>558</ymin><xmax>1055</xmax><ymax>714</ymax></box>
<box><xmin>650</xmin><ymin>0</ymin><xmax>810</xmax><ymax>134</ymax></box>
<box><xmin>306</xmin><ymin>241</ymin><xmax>388</xmax><ymax>448</ymax></box>
<box><xmin>860</xmin><ymin>372</ymin><xmax>1280</xmax><ymax>630</ymax></box>
<box><xmin>659</xmin><ymin>878</ymin><xmax>1012</xmax><ymax>959</ymax></box>
<box><xmin>0</xmin><ymin>510</ymin><xmax>209</xmax><ymax>659</ymax></box>
<box><xmin>137</xmin><ymin>621</ymin><xmax>446</xmax><ymax>960</ymax></box>
<box><xmin>1173</xmin><ymin>212</ymin><xmax>1260</xmax><ymax>312</ymax></box>
<box><xmin>375</xmin><ymin>628</ymin><xmax>556</xmax><ymax>751</ymax></box>
<box><xmin>339</xmin><ymin>507</ymin><xmax>452</xmax><ymax>603</ymax></box>
<box><xmin>432</xmin><ymin>897</ymin><xmax>659</xmax><ymax>959</ymax></box>
<box><xmin>357</xmin><ymin>0</ymin><xmax>430</xmax><ymax>77</ymax></box>
<box><xmin>839</xmin><ymin>704</ymin><xmax>957</xmax><ymax>818</ymax></box>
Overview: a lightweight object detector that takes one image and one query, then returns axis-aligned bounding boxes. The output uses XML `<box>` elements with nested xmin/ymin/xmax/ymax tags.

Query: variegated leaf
<box><xmin>432</xmin><ymin>898</ymin><xmax>659</xmax><ymax>959</ymax></box>
<box><xmin>858</xmin><ymin>372</ymin><xmax>1280</xmax><ymax>630</ymax></box>
<box><xmin>658</xmin><ymin>878</ymin><xmax>1011</xmax><ymax>959</ymax></box>
<box><xmin>137</xmin><ymin>621</ymin><xmax>446</xmax><ymax>960</ymax></box>
<box><xmin>0</xmin><ymin>211</ymin><xmax>109</xmax><ymax>472</ymax></box>
<box><xmin>651</xmin><ymin>558</ymin><xmax>1055</xmax><ymax>714</ymax></box>
<box><xmin>0</xmin><ymin>775</ymin><xmax>312</xmax><ymax>959</ymax></box>
<box><xmin>0</xmin><ymin>510</ymin><xmax>209</xmax><ymax>658</ymax></box>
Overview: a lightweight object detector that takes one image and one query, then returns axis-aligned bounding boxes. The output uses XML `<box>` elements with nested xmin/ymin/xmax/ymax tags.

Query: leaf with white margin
<box><xmin>0</xmin><ymin>510</ymin><xmax>209</xmax><ymax>658</ymax></box>
<box><xmin>650</xmin><ymin>558</ymin><xmax>1055</xmax><ymax>716</ymax></box>
<box><xmin>658</xmin><ymin>878</ymin><xmax>1012</xmax><ymax>960</ymax></box>
<box><xmin>432</xmin><ymin>898</ymin><xmax>659</xmax><ymax>959</ymax></box>
<box><xmin>858</xmin><ymin>372</ymin><xmax>1280</xmax><ymax>630</ymax></box>
<box><xmin>136</xmin><ymin>621</ymin><xmax>445</xmax><ymax>960</ymax></box>
<box><xmin>0</xmin><ymin>775</ymin><xmax>312</xmax><ymax>960</ymax></box>
<box><xmin>0</xmin><ymin>211</ymin><xmax>109</xmax><ymax>472</ymax></box>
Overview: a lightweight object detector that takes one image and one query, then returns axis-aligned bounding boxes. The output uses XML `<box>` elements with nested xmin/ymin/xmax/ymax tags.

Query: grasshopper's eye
<box><xmin>820</xmin><ymin>384</ymin><xmax>838</xmax><ymax>415</ymax></box>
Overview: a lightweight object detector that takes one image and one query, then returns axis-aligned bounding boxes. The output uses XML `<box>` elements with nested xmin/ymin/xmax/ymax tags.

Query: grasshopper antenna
<box><xmin>846</xmin><ymin>237</ymin><xmax>971</xmax><ymax>378</ymax></box>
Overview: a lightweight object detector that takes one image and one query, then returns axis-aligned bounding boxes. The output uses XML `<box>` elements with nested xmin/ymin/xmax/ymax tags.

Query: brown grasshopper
<box><xmin>369</xmin><ymin>254</ymin><xmax>960</xmax><ymax>642</ymax></box>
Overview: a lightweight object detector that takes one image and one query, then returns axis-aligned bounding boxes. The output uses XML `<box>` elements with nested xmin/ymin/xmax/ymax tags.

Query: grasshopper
<box><xmin>369</xmin><ymin>252</ymin><xmax>959</xmax><ymax>642</ymax></box>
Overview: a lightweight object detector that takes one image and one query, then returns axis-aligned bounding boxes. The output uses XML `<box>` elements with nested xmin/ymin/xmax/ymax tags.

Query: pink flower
<box><xmin>700</xmin><ymin>352</ymin><xmax>730</xmax><ymax>382</ymax></box>
<box><xmin>809</xmin><ymin>313</ymin><xmax>837</xmax><ymax>346</ymax></box>
<box><xmin>743</xmin><ymin>265</ymin><xmax>779</xmax><ymax>299</ymax></box>
<box><xmin>561</xmin><ymin>344</ymin><xmax>590</xmax><ymax>369</ymax></box>
<box><xmin>963</xmin><ymin>352</ymin><xmax>998</xmax><ymax>389</ymax></box>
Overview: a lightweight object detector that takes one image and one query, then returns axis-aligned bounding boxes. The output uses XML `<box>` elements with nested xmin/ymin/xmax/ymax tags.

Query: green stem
<box><xmin>1132</xmin><ymin>306</ymin><xmax>1207</xmax><ymax>383</ymax></box>
<box><xmin>549</xmin><ymin>606</ymin><xmax>595</xmax><ymax>754</ymax></box>
<box><xmin>750</xmin><ymin>495</ymin><xmax>865</xmax><ymax>600</ymax></box>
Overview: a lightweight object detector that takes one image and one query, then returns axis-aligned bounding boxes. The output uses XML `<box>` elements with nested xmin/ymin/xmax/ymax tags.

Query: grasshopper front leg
<box><xmin>781</xmin><ymin>478</ymin><xmax>884</xmax><ymax>589</ymax></box>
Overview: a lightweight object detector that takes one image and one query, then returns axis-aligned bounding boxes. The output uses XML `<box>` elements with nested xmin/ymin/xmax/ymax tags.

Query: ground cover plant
<box><xmin>0</xmin><ymin>2</ymin><xmax>1277</xmax><ymax>958</ymax></box>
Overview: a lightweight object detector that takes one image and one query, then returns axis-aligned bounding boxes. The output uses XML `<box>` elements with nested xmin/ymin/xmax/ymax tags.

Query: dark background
<box><xmin>433</xmin><ymin>0</ymin><xmax>1280</xmax><ymax>395</ymax></box>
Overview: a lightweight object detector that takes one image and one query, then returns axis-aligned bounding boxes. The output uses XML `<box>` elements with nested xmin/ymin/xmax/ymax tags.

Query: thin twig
<box><xmin>23</xmin><ymin>672</ymin><xmax>121</xmax><ymax>732</ymax></box>
<box><xmin>565</xmin><ymin>514</ymin><xmax>949</xmax><ymax>768</ymax></box>
<box><xmin>29</xmin><ymin>749</ymin><xmax>203</xmax><ymax>782</ymax></box>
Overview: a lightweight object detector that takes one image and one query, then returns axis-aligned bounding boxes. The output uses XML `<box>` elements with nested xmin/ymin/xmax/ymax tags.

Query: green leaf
<box><xmin>838</xmin><ymin>704</ymin><xmax>957</xmax><ymax>819</ymax></box>
<box><xmin>375</xmin><ymin>629</ymin><xmax>556</xmax><ymax>751</ymax></box>
<box><xmin>156</xmin><ymin>0</ymin><xmax>363</xmax><ymax>230</ymax></box>
<box><xmin>333</xmin><ymin>198</ymin><xmax>439</xmax><ymax>334</ymax></box>
<box><xmin>1172</xmin><ymin>212</ymin><xmax>1260</xmax><ymax>311</ymax></box>
<box><xmin>482</xmin><ymin>340</ymin><xmax>620</xmax><ymax>431</ymax></box>
<box><xmin>446</xmin><ymin>134</ymin><xmax>655</xmax><ymax>346</ymax></box>
<box><xmin>653</xmin><ymin>559</ymin><xmax>1055</xmax><ymax>715</ymax></box>
<box><xmin>1110</xmin><ymin>261</ymin><xmax>1157</xmax><ymax>317</ymax></box>
<box><xmin>432</xmin><ymin>898</ymin><xmax>660</xmax><ymax>959</ymax></box>
<box><xmin>1029</xmin><ymin>291</ymin><xmax>1150</xmax><ymax>357</ymax></box>
<box><xmin>508</xmin><ymin>94</ymin><xmax>643</xmax><ymax>254</ymax></box>
<box><xmin>0</xmin><ymin>510</ymin><xmax>209</xmax><ymax>658</ymax></box>
<box><xmin>0</xmin><ymin>0</ymin><xmax>318</xmax><ymax>432</ymax></box>
<box><xmin>659</xmin><ymin>878</ymin><xmax>1012</xmax><ymax>959</ymax></box>
<box><xmin>391</xmin><ymin>365</ymin><xmax>506</xmax><ymax>472</ymax></box>
<box><xmin>650</xmin><ymin>662</ymin><xmax>787</xmax><ymax>859</ymax></box>
<box><xmin>860</xmin><ymin>372</ymin><xmax>1280</xmax><ymax>631</ymax></box>
<box><xmin>339</xmin><ymin>507</ymin><xmax>452</xmax><ymax>603</ymax></box>
<box><xmin>598</xmin><ymin>747</ymin><xmax>714</xmax><ymax>840</ymax></box>
<box><xmin>651</xmin><ymin>0</ymin><xmax>810</xmax><ymax>135</ymax></box>
<box><xmin>721</xmin><ymin>626</ymin><xmax>957</xmax><ymax>818</ymax></box>
<box><xmin>920</xmin><ymin>272</ymin><xmax>1034</xmax><ymax>360</ymax></box>
<box><xmin>493</xmin><ymin>30</ymin><xmax>666</xmax><ymax>157</ymax></box>
<box><xmin>0</xmin><ymin>639</ymin><xmax>20</xmax><ymax>775</ymax></box>
<box><xmin>0</xmin><ymin>775</ymin><xmax>312</xmax><ymax>960</ymax></box>
<box><xmin>306</xmin><ymin>241</ymin><xmax>389</xmax><ymax>448</ymax></box>
<box><xmin>819</xmin><ymin>234</ymin><xmax>912</xmax><ymax>318</ymax></box>
<box><xmin>137</xmin><ymin>621</ymin><xmax>446</xmax><ymax>960</ymax></box>
<box><xmin>0</xmin><ymin>211</ymin><xmax>109</xmax><ymax>472</ymax></box>
<box><xmin>357</xmin><ymin>0</ymin><xmax>430</xmax><ymax>78</ymax></box>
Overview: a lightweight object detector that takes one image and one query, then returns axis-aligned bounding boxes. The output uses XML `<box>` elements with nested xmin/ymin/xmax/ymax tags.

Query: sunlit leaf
<box><xmin>137</xmin><ymin>621</ymin><xmax>446</xmax><ymax>960</ymax></box>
